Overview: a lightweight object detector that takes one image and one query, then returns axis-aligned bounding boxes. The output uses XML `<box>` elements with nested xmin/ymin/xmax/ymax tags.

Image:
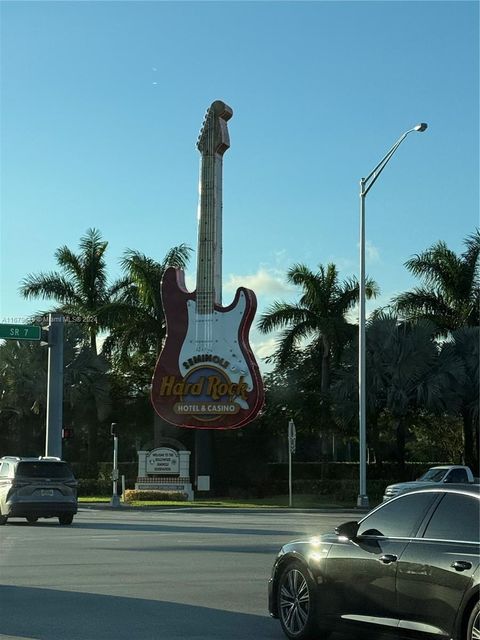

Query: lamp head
<box><xmin>414</xmin><ymin>123</ymin><xmax>428</xmax><ymax>132</ymax></box>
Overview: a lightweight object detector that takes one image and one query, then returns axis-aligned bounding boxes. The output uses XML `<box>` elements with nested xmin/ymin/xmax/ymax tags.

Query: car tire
<box><xmin>26</xmin><ymin>516</ymin><xmax>38</xmax><ymax>524</ymax></box>
<box><xmin>277</xmin><ymin>561</ymin><xmax>322</xmax><ymax>640</ymax></box>
<box><xmin>0</xmin><ymin>508</ymin><xmax>7</xmax><ymax>525</ymax></box>
<box><xmin>58</xmin><ymin>514</ymin><xmax>73</xmax><ymax>526</ymax></box>
<box><xmin>466</xmin><ymin>601</ymin><xmax>480</xmax><ymax>640</ymax></box>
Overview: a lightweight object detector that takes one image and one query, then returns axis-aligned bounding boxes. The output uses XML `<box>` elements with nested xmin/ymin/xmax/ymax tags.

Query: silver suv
<box><xmin>0</xmin><ymin>456</ymin><xmax>78</xmax><ymax>525</ymax></box>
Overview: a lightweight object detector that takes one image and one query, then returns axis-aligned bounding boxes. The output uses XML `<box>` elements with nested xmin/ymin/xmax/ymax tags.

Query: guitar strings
<box><xmin>196</xmin><ymin>106</ymin><xmax>215</xmax><ymax>354</ymax></box>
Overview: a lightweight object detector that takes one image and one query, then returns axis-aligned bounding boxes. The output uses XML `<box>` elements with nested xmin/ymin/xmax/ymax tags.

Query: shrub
<box><xmin>124</xmin><ymin>489</ymin><xmax>188</xmax><ymax>502</ymax></box>
<box><xmin>78</xmin><ymin>478</ymin><xmax>112</xmax><ymax>496</ymax></box>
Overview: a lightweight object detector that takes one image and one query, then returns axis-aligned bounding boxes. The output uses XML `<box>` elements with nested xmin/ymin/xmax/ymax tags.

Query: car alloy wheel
<box><xmin>468</xmin><ymin>603</ymin><xmax>480</xmax><ymax>640</ymax></box>
<box><xmin>278</xmin><ymin>562</ymin><xmax>317</xmax><ymax>639</ymax></box>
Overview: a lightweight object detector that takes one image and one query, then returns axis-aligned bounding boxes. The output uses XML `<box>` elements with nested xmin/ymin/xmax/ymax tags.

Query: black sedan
<box><xmin>268</xmin><ymin>486</ymin><xmax>479</xmax><ymax>640</ymax></box>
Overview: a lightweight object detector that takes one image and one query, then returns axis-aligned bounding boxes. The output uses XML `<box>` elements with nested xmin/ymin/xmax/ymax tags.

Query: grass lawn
<box><xmin>78</xmin><ymin>494</ymin><xmax>360</xmax><ymax>509</ymax></box>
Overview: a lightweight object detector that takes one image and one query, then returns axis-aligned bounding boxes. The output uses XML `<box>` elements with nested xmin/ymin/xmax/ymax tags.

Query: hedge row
<box><xmin>124</xmin><ymin>489</ymin><xmax>188</xmax><ymax>502</ymax></box>
<box><xmin>77</xmin><ymin>478</ymin><xmax>136</xmax><ymax>496</ymax></box>
<box><xmin>77</xmin><ymin>478</ymin><xmax>387</xmax><ymax>502</ymax></box>
<box><xmin>212</xmin><ymin>478</ymin><xmax>387</xmax><ymax>502</ymax></box>
<box><xmin>266</xmin><ymin>462</ymin><xmax>438</xmax><ymax>482</ymax></box>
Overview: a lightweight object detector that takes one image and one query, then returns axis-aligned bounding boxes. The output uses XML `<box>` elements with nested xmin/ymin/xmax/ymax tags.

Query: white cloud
<box><xmin>346</xmin><ymin>290</ymin><xmax>398</xmax><ymax>324</ymax></box>
<box><xmin>223</xmin><ymin>268</ymin><xmax>293</xmax><ymax>297</ymax></box>
<box><xmin>366</xmin><ymin>240</ymin><xmax>380</xmax><ymax>264</ymax></box>
<box><xmin>184</xmin><ymin>272</ymin><xmax>196</xmax><ymax>291</ymax></box>
<box><xmin>183</xmin><ymin>267</ymin><xmax>293</xmax><ymax>300</ymax></box>
<box><xmin>250</xmin><ymin>336</ymin><xmax>277</xmax><ymax>374</ymax></box>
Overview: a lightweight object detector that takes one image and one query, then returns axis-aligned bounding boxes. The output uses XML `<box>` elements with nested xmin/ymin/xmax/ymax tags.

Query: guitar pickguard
<box><xmin>179</xmin><ymin>293</ymin><xmax>253</xmax><ymax>409</ymax></box>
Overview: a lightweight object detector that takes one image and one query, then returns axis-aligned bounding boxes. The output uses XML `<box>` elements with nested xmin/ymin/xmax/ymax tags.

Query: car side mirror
<box><xmin>335</xmin><ymin>520</ymin><xmax>359</xmax><ymax>540</ymax></box>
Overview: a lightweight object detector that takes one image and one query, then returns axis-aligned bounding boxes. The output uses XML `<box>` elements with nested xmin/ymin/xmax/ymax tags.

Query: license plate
<box><xmin>41</xmin><ymin>489</ymin><xmax>54</xmax><ymax>496</ymax></box>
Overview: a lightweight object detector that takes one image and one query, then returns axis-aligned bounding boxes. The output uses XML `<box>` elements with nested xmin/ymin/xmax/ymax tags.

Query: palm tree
<box><xmin>393</xmin><ymin>230</ymin><xmax>480</xmax><ymax>333</ymax></box>
<box><xmin>332</xmin><ymin>314</ymin><xmax>465</xmax><ymax>467</ymax></box>
<box><xmin>368</xmin><ymin>316</ymin><xmax>464</xmax><ymax>467</ymax></box>
<box><xmin>102</xmin><ymin>244</ymin><xmax>192</xmax><ymax>369</ymax></box>
<box><xmin>258</xmin><ymin>262</ymin><xmax>379</xmax><ymax>394</ymax></box>
<box><xmin>0</xmin><ymin>340</ymin><xmax>47</xmax><ymax>453</ymax></box>
<box><xmin>20</xmin><ymin>228</ymin><xmax>114</xmax><ymax>354</ymax></box>
<box><xmin>63</xmin><ymin>326</ymin><xmax>112</xmax><ymax>468</ymax></box>
<box><xmin>0</xmin><ymin>326</ymin><xmax>111</xmax><ymax>463</ymax></box>
<box><xmin>101</xmin><ymin>244</ymin><xmax>192</xmax><ymax>447</ymax></box>
<box><xmin>443</xmin><ymin>327</ymin><xmax>479</xmax><ymax>471</ymax></box>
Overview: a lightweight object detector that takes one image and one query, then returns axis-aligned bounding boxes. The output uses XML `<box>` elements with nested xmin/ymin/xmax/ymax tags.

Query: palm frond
<box><xmin>257</xmin><ymin>301</ymin><xmax>311</xmax><ymax>333</ymax></box>
<box><xmin>54</xmin><ymin>246</ymin><xmax>83</xmax><ymax>284</ymax></box>
<box><xmin>79</xmin><ymin>228</ymin><xmax>109</xmax><ymax>305</ymax></box>
<box><xmin>161</xmin><ymin>243</ymin><xmax>192</xmax><ymax>270</ymax></box>
<box><xmin>20</xmin><ymin>272</ymin><xmax>82</xmax><ymax>305</ymax></box>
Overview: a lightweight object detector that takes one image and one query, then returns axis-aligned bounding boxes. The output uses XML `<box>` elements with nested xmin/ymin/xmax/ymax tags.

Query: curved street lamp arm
<box><xmin>362</xmin><ymin>128</ymin><xmax>418</xmax><ymax>197</ymax></box>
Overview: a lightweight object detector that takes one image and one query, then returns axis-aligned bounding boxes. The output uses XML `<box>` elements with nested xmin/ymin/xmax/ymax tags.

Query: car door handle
<box><xmin>451</xmin><ymin>561</ymin><xmax>472</xmax><ymax>572</ymax></box>
<box><xmin>379</xmin><ymin>554</ymin><xmax>398</xmax><ymax>564</ymax></box>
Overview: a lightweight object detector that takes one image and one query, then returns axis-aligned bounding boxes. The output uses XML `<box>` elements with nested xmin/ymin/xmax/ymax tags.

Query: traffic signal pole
<box><xmin>45</xmin><ymin>313</ymin><xmax>64</xmax><ymax>458</ymax></box>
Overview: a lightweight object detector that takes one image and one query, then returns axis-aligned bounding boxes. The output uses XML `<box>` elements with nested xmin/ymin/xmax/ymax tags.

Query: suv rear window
<box><xmin>16</xmin><ymin>462</ymin><xmax>75</xmax><ymax>479</ymax></box>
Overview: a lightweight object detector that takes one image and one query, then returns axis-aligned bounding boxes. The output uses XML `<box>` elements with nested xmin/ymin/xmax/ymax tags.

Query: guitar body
<box><xmin>151</xmin><ymin>267</ymin><xmax>264</xmax><ymax>429</ymax></box>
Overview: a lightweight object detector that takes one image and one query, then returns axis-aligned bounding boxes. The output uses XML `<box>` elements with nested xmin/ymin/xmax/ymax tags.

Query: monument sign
<box><xmin>135</xmin><ymin>445</ymin><xmax>193</xmax><ymax>500</ymax></box>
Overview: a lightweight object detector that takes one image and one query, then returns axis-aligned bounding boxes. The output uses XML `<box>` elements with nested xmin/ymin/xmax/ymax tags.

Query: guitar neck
<box><xmin>195</xmin><ymin>101</ymin><xmax>232</xmax><ymax>314</ymax></box>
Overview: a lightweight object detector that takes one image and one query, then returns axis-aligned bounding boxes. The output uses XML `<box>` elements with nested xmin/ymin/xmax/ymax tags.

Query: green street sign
<box><xmin>0</xmin><ymin>324</ymin><xmax>42</xmax><ymax>341</ymax></box>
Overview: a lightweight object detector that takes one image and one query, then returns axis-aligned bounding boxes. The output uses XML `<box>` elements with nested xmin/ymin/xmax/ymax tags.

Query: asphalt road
<box><xmin>0</xmin><ymin>507</ymin><xmax>363</xmax><ymax>640</ymax></box>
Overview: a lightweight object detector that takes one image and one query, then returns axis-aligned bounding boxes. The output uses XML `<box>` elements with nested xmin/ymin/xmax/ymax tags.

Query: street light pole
<box><xmin>357</xmin><ymin>123</ymin><xmax>428</xmax><ymax>508</ymax></box>
<box><xmin>358</xmin><ymin>178</ymin><xmax>367</xmax><ymax>507</ymax></box>
<box><xmin>288</xmin><ymin>419</ymin><xmax>296</xmax><ymax>508</ymax></box>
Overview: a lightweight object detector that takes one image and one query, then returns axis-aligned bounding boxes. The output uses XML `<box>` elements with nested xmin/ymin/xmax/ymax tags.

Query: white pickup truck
<box><xmin>382</xmin><ymin>465</ymin><xmax>479</xmax><ymax>502</ymax></box>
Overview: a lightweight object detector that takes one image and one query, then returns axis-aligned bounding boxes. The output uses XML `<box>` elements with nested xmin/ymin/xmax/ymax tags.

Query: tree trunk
<box><xmin>462</xmin><ymin>409</ymin><xmax>479</xmax><ymax>473</ymax></box>
<box><xmin>369</xmin><ymin>413</ymin><xmax>383</xmax><ymax>467</ymax></box>
<box><xmin>90</xmin><ymin>326</ymin><xmax>97</xmax><ymax>356</ymax></box>
<box><xmin>394</xmin><ymin>416</ymin><xmax>407</xmax><ymax>470</ymax></box>
<box><xmin>86</xmin><ymin>419</ymin><xmax>98</xmax><ymax>473</ymax></box>
<box><xmin>321</xmin><ymin>337</ymin><xmax>330</xmax><ymax>394</ymax></box>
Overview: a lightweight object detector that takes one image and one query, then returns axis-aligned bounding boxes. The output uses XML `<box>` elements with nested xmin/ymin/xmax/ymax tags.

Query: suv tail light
<box><xmin>11</xmin><ymin>480</ymin><xmax>30</xmax><ymax>488</ymax></box>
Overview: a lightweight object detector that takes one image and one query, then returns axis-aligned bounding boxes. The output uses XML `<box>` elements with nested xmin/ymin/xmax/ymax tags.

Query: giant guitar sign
<box><xmin>151</xmin><ymin>101</ymin><xmax>264</xmax><ymax>429</ymax></box>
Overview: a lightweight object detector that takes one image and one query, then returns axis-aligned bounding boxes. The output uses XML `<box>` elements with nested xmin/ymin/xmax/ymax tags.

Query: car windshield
<box><xmin>418</xmin><ymin>468</ymin><xmax>448</xmax><ymax>481</ymax></box>
<box><xmin>16</xmin><ymin>462</ymin><xmax>75</xmax><ymax>479</ymax></box>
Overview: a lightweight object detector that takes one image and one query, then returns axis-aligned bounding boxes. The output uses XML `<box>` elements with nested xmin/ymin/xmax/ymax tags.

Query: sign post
<box><xmin>110</xmin><ymin>423</ymin><xmax>120</xmax><ymax>507</ymax></box>
<box><xmin>288</xmin><ymin>419</ymin><xmax>296</xmax><ymax>508</ymax></box>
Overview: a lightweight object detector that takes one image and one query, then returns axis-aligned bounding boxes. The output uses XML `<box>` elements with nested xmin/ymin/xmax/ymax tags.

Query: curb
<box><xmin>78</xmin><ymin>503</ymin><xmax>371</xmax><ymax>514</ymax></box>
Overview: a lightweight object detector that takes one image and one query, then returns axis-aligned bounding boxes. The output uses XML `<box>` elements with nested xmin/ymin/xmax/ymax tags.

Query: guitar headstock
<box><xmin>197</xmin><ymin>100</ymin><xmax>233</xmax><ymax>156</ymax></box>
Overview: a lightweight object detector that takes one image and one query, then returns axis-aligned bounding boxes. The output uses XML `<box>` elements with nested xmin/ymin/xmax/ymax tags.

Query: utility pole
<box><xmin>45</xmin><ymin>313</ymin><xmax>64</xmax><ymax>458</ymax></box>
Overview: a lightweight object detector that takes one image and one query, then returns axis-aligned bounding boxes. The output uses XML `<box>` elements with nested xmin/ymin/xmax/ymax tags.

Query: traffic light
<box><xmin>40</xmin><ymin>328</ymin><xmax>49</xmax><ymax>346</ymax></box>
<box><xmin>62</xmin><ymin>427</ymin><xmax>74</xmax><ymax>439</ymax></box>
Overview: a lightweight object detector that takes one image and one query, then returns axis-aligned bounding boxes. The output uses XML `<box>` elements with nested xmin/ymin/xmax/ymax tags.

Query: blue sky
<box><xmin>1</xmin><ymin>0</ymin><xmax>478</xmax><ymax>363</ymax></box>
